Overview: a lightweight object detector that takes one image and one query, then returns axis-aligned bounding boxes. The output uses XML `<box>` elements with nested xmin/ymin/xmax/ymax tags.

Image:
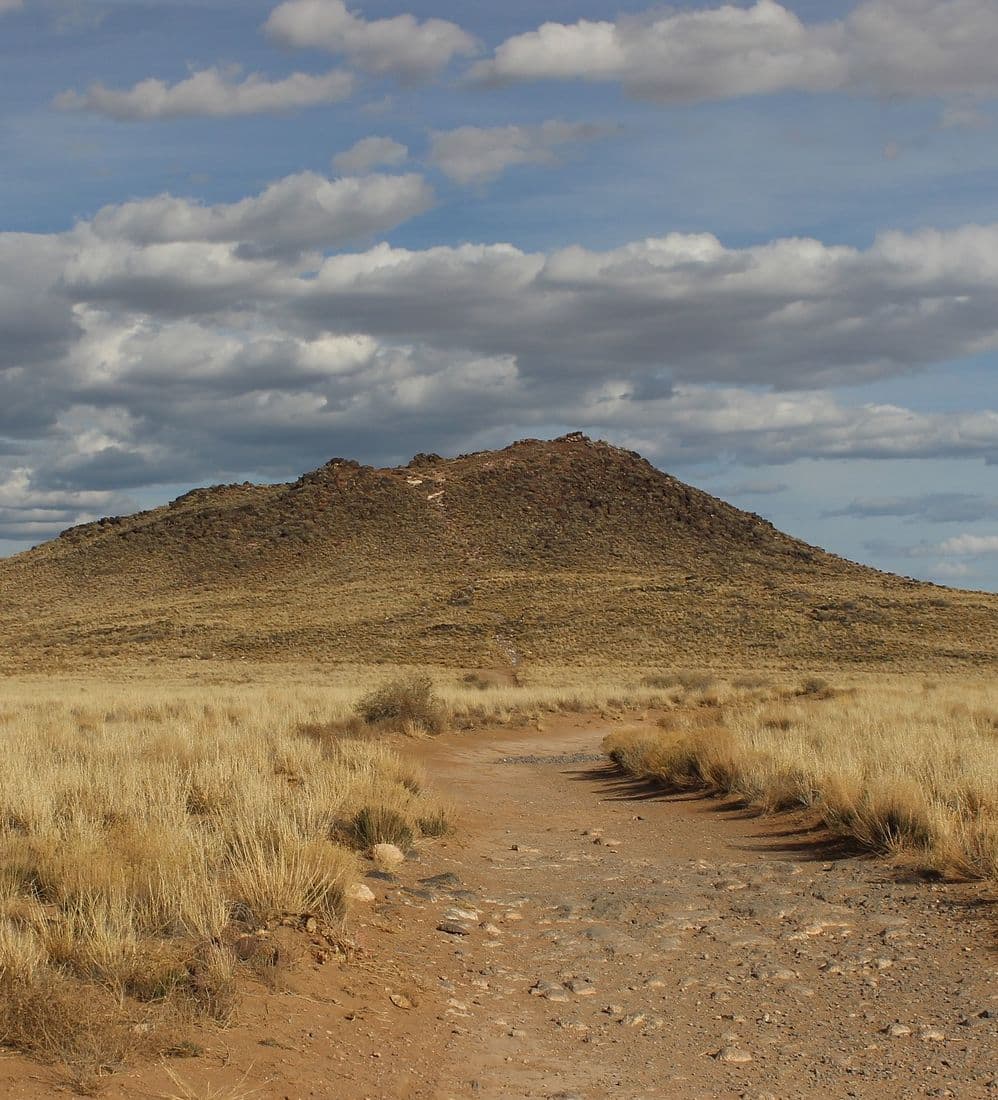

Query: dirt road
<box><xmin>395</xmin><ymin>718</ymin><xmax>996</xmax><ymax>1099</ymax></box>
<box><xmin>4</xmin><ymin>718</ymin><xmax>994</xmax><ymax>1099</ymax></box>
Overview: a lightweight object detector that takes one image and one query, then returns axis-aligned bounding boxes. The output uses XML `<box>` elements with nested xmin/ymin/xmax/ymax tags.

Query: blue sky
<box><xmin>1</xmin><ymin>0</ymin><xmax>997</xmax><ymax>590</ymax></box>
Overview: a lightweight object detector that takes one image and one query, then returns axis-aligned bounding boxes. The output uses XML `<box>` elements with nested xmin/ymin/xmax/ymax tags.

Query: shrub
<box><xmin>355</xmin><ymin>675</ymin><xmax>448</xmax><ymax>734</ymax></box>
<box><xmin>349</xmin><ymin>806</ymin><xmax>414</xmax><ymax>852</ymax></box>
<box><xmin>417</xmin><ymin>808</ymin><xmax>452</xmax><ymax>838</ymax></box>
<box><xmin>796</xmin><ymin>676</ymin><xmax>835</xmax><ymax>699</ymax></box>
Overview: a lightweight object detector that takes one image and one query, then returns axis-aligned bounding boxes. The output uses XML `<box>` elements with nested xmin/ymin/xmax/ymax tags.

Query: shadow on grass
<box><xmin>565</xmin><ymin>759</ymin><xmax>866</xmax><ymax>863</ymax></box>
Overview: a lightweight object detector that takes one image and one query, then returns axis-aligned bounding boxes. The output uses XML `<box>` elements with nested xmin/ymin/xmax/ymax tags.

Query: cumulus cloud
<box><xmin>568</xmin><ymin>387</ymin><xmax>998</xmax><ymax>467</ymax></box>
<box><xmin>264</xmin><ymin>0</ymin><xmax>477</xmax><ymax>82</ymax></box>
<box><xmin>936</xmin><ymin>533</ymin><xmax>998</xmax><ymax>555</ymax></box>
<box><xmin>82</xmin><ymin>171</ymin><xmax>434</xmax><ymax>259</ymax></box>
<box><xmin>17</xmin><ymin>204</ymin><xmax>998</xmax><ymax>401</ymax></box>
<box><xmin>429</xmin><ymin>121</ymin><xmax>613</xmax><ymax>185</ymax></box>
<box><xmin>4</xmin><ymin>178</ymin><xmax>998</xmax><ymax>542</ymax></box>
<box><xmin>472</xmin><ymin>0</ymin><xmax>998</xmax><ymax>103</ymax></box>
<box><xmin>0</xmin><ymin>466</ymin><xmax>134</xmax><ymax>543</ymax></box>
<box><xmin>333</xmin><ymin>136</ymin><xmax>408</xmax><ymax>174</ymax></box>
<box><xmin>55</xmin><ymin>66</ymin><xmax>354</xmax><ymax>120</ymax></box>
<box><xmin>288</xmin><ymin>226</ymin><xmax>998</xmax><ymax>392</ymax></box>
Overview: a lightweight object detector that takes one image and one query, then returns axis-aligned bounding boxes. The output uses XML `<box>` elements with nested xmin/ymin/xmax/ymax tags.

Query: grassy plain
<box><xmin>0</xmin><ymin>663</ymin><xmax>995</xmax><ymax>1090</ymax></box>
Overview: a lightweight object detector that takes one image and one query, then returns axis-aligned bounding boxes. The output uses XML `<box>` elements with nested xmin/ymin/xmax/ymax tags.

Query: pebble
<box><xmin>566</xmin><ymin>978</ymin><xmax>597</xmax><ymax>996</ymax></box>
<box><xmin>437</xmin><ymin>921</ymin><xmax>472</xmax><ymax>937</ymax></box>
<box><xmin>717</xmin><ymin>1046</ymin><xmax>753</xmax><ymax>1063</ymax></box>
<box><xmin>444</xmin><ymin>907</ymin><xmax>481</xmax><ymax>922</ymax></box>
<box><xmin>886</xmin><ymin>1023</ymin><xmax>911</xmax><ymax>1038</ymax></box>
<box><xmin>531</xmin><ymin>980</ymin><xmax>571</xmax><ymax>1003</ymax></box>
<box><xmin>419</xmin><ymin>872</ymin><xmax>461</xmax><ymax>888</ymax></box>
<box><xmin>920</xmin><ymin>1028</ymin><xmax>946</xmax><ymax>1042</ymax></box>
<box><xmin>371</xmin><ymin>843</ymin><xmax>405</xmax><ymax>868</ymax></box>
<box><xmin>347</xmin><ymin>882</ymin><xmax>375</xmax><ymax>902</ymax></box>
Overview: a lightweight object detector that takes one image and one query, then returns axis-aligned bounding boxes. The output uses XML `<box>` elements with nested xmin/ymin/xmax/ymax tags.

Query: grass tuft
<box><xmin>356</xmin><ymin>675</ymin><xmax>449</xmax><ymax>734</ymax></box>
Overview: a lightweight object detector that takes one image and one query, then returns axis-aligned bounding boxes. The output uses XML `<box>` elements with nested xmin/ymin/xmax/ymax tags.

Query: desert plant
<box><xmin>0</xmin><ymin>685</ymin><xmax>451</xmax><ymax>1087</ymax></box>
<box><xmin>348</xmin><ymin>805</ymin><xmax>414</xmax><ymax>851</ymax></box>
<box><xmin>355</xmin><ymin>675</ymin><xmax>448</xmax><ymax>734</ymax></box>
<box><xmin>417</xmin><ymin>807</ymin><xmax>452</xmax><ymax>838</ymax></box>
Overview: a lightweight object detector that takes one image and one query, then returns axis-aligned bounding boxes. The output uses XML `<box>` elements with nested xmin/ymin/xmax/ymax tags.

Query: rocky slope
<box><xmin>0</xmin><ymin>433</ymin><xmax>994</xmax><ymax>669</ymax></box>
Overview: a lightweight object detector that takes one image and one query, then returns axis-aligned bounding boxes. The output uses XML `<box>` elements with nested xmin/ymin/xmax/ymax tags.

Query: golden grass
<box><xmin>0</xmin><ymin>682</ymin><xmax>451</xmax><ymax>1086</ymax></box>
<box><xmin>2</xmin><ymin>662</ymin><xmax>993</xmax><ymax>1085</ymax></box>
<box><xmin>604</xmin><ymin>676</ymin><xmax>998</xmax><ymax>880</ymax></box>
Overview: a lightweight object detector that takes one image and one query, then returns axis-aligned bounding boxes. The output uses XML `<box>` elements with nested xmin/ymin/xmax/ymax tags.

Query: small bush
<box><xmin>349</xmin><ymin>805</ymin><xmax>414</xmax><ymax>851</ymax></box>
<box><xmin>732</xmin><ymin>674</ymin><xmax>771</xmax><ymax>690</ymax></box>
<box><xmin>417</xmin><ymin>808</ymin><xmax>452</xmax><ymax>838</ymax></box>
<box><xmin>355</xmin><ymin>675</ymin><xmax>448</xmax><ymax>734</ymax></box>
<box><xmin>796</xmin><ymin>676</ymin><xmax>835</xmax><ymax>699</ymax></box>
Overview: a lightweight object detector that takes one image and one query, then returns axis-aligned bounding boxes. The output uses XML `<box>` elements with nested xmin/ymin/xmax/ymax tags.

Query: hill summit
<box><xmin>0</xmin><ymin>434</ymin><xmax>994</xmax><ymax>670</ymax></box>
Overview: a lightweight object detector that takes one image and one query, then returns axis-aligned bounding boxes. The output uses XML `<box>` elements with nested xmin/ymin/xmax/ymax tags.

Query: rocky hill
<box><xmin>0</xmin><ymin>434</ymin><xmax>994</xmax><ymax>670</ymax></box>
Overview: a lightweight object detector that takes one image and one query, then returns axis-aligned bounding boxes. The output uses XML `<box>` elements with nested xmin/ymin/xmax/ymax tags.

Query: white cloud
<box><xmin>0</xmin><ymin>466</ymin><xmax>133</xmax><ymax>543</ymax></box>
<box><xmin>932</xmin><ymin>561</ymin><xmax>973</xmax><ymax>578</ymax></box>
<box><xmin>55</xmin><ymin>65</ymin><xmax>354</xmax><ymax>120</ymax></box>
<box><xmin>936</xmin><ymin>533</ymin><xmax>998</xmax><ymax>555</ymax></box>
<box><xmin>5</xmin><ymin>180</ymin><xmax>998</xmax><ymax>528</ymax></box>
<box><xmin>429</xmin><ymin>121</ymin><xmax>612</xmax><ymax>185</ymax></box>
<box><xmin>473</xmin><ymin>0</ymin><xmax>998</xmax><ymax>103</ymax></box>
<box><xmin>83</xmin><ymin>171</ymin><xmax>434</xmax><ymax>258</ymax></box>
<box><xmin>333</xmin><ymin>136</ymin><xmax>408</xmax><ymax>174</ymax></box>
<box><xmin>14</xmin><ymin>205</ymin><xmax>998</xmax><ymax>402</ymax></box>
<box><xmin>264</xmin><ymin>0</ymin><xmax>477</xmax><ymax>82</ymax></box>
<box><xmin>290</xmin><ymin>226</ymin><xmax>998</xmax><ymax>392</ymax></box>
<box><xmin>0</xmin><ymin>0</ymin><xmax>23</xmax><ymax>13</ymax></box>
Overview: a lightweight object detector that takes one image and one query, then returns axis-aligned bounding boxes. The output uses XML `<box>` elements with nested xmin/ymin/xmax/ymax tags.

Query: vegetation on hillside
<box><xmin>1</xmin><ymin>435</ymin><xmax>994</xmax><ymax>672</ymax></box>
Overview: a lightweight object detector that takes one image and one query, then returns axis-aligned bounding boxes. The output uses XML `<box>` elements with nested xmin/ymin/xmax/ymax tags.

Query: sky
<box><xmin>1</xmin><ymin>0</ymin><xmax>997</xmax><ymax>591</ymax></box>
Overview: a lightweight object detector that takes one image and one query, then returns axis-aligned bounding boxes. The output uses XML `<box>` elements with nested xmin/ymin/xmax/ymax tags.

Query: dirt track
<box><xmin>3</xmin><ymin>717</ymin><xmax>995</xmax><ymax>1099</ymax></box>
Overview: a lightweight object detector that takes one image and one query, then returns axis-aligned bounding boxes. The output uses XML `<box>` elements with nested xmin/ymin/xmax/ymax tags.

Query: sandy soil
<box><xmin>2</xmin><ymin>717</ymin><xmax>995</xmax><ymax>1098</ymax></box>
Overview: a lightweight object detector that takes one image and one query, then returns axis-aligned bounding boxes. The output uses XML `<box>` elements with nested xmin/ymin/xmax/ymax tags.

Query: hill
<box><xmin>0</xmin><ymin>433</ymin><xmax>994</xmax><ymax>671</ymax></box>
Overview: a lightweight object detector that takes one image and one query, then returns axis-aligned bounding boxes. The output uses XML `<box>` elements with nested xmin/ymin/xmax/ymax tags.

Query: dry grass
<box><xmin>0</xmin><ymin>683</ymin><xmax>451</xmax><ymax>1086</ymax></box>
<box><xmin>356</xmin><ymin>674</ymin><xmax>448</xmax><ymax>734</ymax></box>
<box><xmin>605</xmin><ymin>675</ymin><xmax>998</xmax><ymax>880</ymax></box>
